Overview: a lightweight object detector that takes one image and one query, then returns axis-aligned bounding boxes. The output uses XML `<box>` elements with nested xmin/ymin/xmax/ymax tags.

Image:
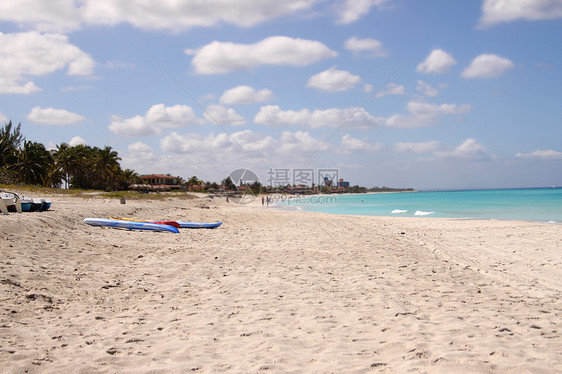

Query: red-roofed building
<box><xmin>138</xmin><ymin>174</ymin><xmax>182</xmax><ymax>190</ymax></box>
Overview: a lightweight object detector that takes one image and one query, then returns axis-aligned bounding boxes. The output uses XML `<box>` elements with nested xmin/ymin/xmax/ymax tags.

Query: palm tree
<box><xmin>61</xmin><ymin>144</ymin><xmax>94</xmax><ymax>189</ymax></box>
<box><xmin>0</xmin><ymin>121</ymin><xmax>24</xmax><ymax>176</ymax></box>
<box><xmin>118</xmin><ymin>168</ymin><xmax>140</xmax><ymax>190</ymax></box>
<box><xmin>52</xmin><ymin>143</ymin><xmax>73</xmax><ymax>188</ymax></box>
<box><xmin>94</xmin><ymin>146</ymin><xmax>121</xmax><ymax>190</ymax></box>
<box><xmin>10</xmin><ymin>141</ymin><xmax>54</xmax><ymax>186</ymax></box>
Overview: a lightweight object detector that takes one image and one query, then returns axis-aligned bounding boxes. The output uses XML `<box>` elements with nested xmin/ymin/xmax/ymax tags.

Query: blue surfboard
<box><xmin>176</xmin><ymin>221</ymin><xmax>222</xmax><ymax>229</ymax></box>
<box><xmin>84</xmin><ymin>218</ymin><xmax>180</xmax><ymax>233</ymax></box>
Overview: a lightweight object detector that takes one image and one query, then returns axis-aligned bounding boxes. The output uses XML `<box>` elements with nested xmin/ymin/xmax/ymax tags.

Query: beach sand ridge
<box><xmin>0</xmin><ymin>195</ymin><xmax>560</xmax><ymax>373</ymax></box>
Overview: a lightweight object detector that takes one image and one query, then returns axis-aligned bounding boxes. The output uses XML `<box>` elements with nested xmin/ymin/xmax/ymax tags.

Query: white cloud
<box><xmin>69</xmin><ymin>136</ymin><xmax>87</xmax><ymax>146</ymax></box>
<box><xmin>162</xmin><ymin>131</ymin><xmax>239</xmax><ymax>155</ymax></box>
<box><xmin>145</xmin><ymin>104</ymin><xmax>204</xmax><ymax>128</ymax></box>
<box><xmin>27</xmin><ymin>106</ymin><xmax>85</xmax><ymax>125</ymax></box>
<box><xmin>277</xmin><ymin>131</ymin><xmax>323</xmax><ymax>155</ymax></box>
<box><xmin>254</xmin><ymin>105</ymin><xmax>310</xmax><ymax>126</ymax></box>
<box><xmin>130</xmin><ymin>129</ymin><xmax>398</xmax><ymax>178</ymax></box>
<box><xmin>394</xmin><ymin>140</ymin><xmax>442</xmax><ymax>154</ymax></box>
<box><xmin>0</xmin><ymin>113</ymin><xmax>7</xmax><ymax>123</ymax></box>
<box><xmin>376</xmin><ymin>82</ymin><xmax>406</xmax><ymax>98</ymax></box>
<box><xmin>479</xmin><ymin>0</ymin><xmax>562</xmax><ymax>27</ymax></box>
<box><xmin>0</xmin><ymin>32</ymin><xmax>95</xmax><ymax>94</ymax></box>
<box><xmin>417</xmin><ymin>49</ymin><xmax>456</xmax><ymax>74</ymax></box>
<box><xmin>386</xmin><ymin>101</ymin><xmax>471</xmax><ymax>128</ymax></box>
<box><xmin>188</xmin><ymin>36</ymin><xmax>337</xmax><ymax>74</ymax></box>
<box><xmin>344</xmin><ymin>36</ymin><xmax>388</xmax><ymax>57</ymax></box>
<box><xmin>340</xmin><ymin>134</ymin><xmax>382</xmax><ymax>153</ymax></box>
<box><xmin>437</xmin><ymin>139</ymin><xmax>490</xmax><ymax>161</ymax></box>
<box><xmin>309</xmin><ymin>107</ymin><xmax>383</xmax><ymax>129</ymax></box>
<box><xmin>220</xmin><ymin>86</ymin><xmax>273</xmax><ymax>105</ymax></box>
<box><xmin>336</xmin><ymin>0</ymin><xmax>389</xmax><ymax>24</ymax></box>
<box><xmin>461</xmin><ymin>54</ymin><xmax>514</xmax><ymax>79</ymax></box>
<box><xmin>254</xmin><ymin>105</ymin><xmax>383</xmax><ymax>129</ymax></box>
<box><xmin>204</xmin><ymin>104</ymin><xmax>246</xmax><ymax>126</ymax></box>
<box><xmin>108</xmin><ymin>104</ymin><xmax>204</xmax><ymax>137</ymax></box>
<box><xmin>416</xmin><ymin>81</ymin><xmax>448</xmax><ymax>97</ymax></box>
<box><xmin>121</xmin><ymin>141</ymin><xmax>160</xmax><ymax>171</ymax></box>
<box><xmin>109</xmin><ymin>115</ymin><xmax>160</xmax><ymax>137</ymax></box>
<box><xmin>306</xmin><ymin>67</ymin><xmax>361</xmax><ymax>92</ymax></box>
<box><xmin>0</xmin><ymin>0</ymin><xmax>320</xmax><ymax>32</ymax></box>
<box><xmin>160</xmin><ymin>130</ymin><xmax>276</xmax><ymax>159</ymax></box>
<box><xmin>83</xmin><ymin>0</ymin><xmax>320</xmax><ymax>31</ymax></box>
<box><xmin>0</xmin><ymin>0</ymin><xmax>82</xmax><ymax>32</ymax></box>
<box><xmin>160</xmin><ymin>129</ymin><xmax>331</xmax><ymax>164</ymax></box>
<box><xmin>394</xmin><ymin>139</ymin><xmax>490</xmax><ymax>161</ymax></box>
<box><xmin>127</xmin><ymin>142</ymin><xmax>157</xmax><ymax>161</ymax></box>
<box><xmin>516</xmin><ymin>149</ymin><xmax>562</xmax><ymax>160</ymax></box>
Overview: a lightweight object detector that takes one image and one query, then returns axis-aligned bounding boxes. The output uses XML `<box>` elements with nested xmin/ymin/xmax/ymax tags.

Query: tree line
<box><xmin>0</xmin><ymin>121</ymin><xmax>140</xmax><ymax>191</ymax></box>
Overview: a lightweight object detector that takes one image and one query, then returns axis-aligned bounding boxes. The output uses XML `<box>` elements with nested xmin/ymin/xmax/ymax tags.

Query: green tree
<box><xmin>10</xmin><ymin>140</ymin><xmax>54</xmax><ymax>186</ymax></box>
<box><xmin>187</xmin><ymin>176</ymin><xmax>200</xmax><ymax>187</ymax></box>
<box><xmin>63</xmin><ymin>144</ymin><xmax>93</xmax><ymax>189</ymax></box>
<box><xmin>94</xmin><ymin>146</ymin><xmax>121</xmax><ymax>190</ymax></box>
<box><xmin>249</xmin><ymin>180</ymin><xmax>262</xmax><ymax>195</ymax></box>
<box><xmin>0</xmin><ymin>121</ymin><xmax>23</xmax><ymax>167</ymax></box>
<box><xmin>117</xmin><ymin>168</ymin><xmax>140</xmax><ymax>189</ymax></box>
<box><xmin>0</xmin><ymin>121</ymin><xmax>25</xmax><ymax>184</ymax></box>
<box><xmin>0</xmin><ymin>122</ymin><xmax>144</xmax><ymax>191</ymax></box>
<box><xmin>221</xmin><ymin>176</ymin><xmax>237</xmax><ymax>191</ymax></box>
<box><xmin>51</xmin><ymin>143</ymin><xmax>74</xmax><ymax>188</ymax></box>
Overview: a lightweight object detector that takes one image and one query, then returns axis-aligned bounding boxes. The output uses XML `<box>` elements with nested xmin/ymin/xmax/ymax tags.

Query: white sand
<box><xmin>0</xmin><ymin>194</ymin><xmax>560</xmax><ymax>373</ymax></box>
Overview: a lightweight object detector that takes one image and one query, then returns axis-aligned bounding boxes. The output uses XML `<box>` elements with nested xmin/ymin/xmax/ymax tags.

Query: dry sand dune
<box><xmin>0</xmin><ymin>195</ymin><xmax>560</xmax><ymax>373</ymax></box>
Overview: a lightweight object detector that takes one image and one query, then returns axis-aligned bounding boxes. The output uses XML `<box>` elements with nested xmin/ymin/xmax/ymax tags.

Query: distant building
<box><xmin>130</xmin><ymin>174</ymin><xmax>183</xmax><ymax>191</ymax></box>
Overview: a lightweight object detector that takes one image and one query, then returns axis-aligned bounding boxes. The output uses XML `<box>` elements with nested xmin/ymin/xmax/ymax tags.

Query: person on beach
<box><xmin>262</xmin><ymin>196</ymin><xmax>264</xmax><ymax>206</ymax></box>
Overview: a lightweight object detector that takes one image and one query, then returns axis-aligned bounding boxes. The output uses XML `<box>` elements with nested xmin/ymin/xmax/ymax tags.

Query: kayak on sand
<box><xmin>109</xmin><ymin>217</ymin><xmax>222</xmax><ymax>229</ymax></box>
<box><xmin>109</xmin><ymin>217</ymin><xmax>181</xmax><ymax>228</ymax></box>
<box><xmin>84</xmin><ymin>218</ymin><xmax>180</xmax><ymax>233</ymax></box>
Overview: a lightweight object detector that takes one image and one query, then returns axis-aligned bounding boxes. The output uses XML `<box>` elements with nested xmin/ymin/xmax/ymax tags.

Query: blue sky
<box><xmin>1</xmin><ymin>0</ymin><xmax>561</xmax><ymax>189</ymax></box>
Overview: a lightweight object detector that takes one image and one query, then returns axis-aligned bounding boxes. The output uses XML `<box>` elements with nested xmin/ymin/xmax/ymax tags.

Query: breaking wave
<box><xmin>414</xmin><ymin>210</ymin><xmax>435</xmax><ymax>216</ymax></box>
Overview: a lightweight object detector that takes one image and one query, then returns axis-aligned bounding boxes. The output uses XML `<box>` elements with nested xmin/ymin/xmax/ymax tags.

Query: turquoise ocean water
<box><xmin>277</xmin><ymin>188</ymin><xmax>562</xmax><ymax>223</ymax></box>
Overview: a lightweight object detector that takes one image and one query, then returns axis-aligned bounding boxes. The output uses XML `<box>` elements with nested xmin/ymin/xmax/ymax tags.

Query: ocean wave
<box><xmin>414</xmin><ymin>210</ymin><xmax>434</xmax><ymax>216</ymax></box>
<box><xmin>391</xmin><ymin>209</ymin><xmax>408</xmax><ymax>214</ymax></box>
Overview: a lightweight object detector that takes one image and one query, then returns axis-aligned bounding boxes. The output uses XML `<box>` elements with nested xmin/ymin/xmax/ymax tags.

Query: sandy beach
<box><xmin>0</xmin><ymin>193</ymin><xmax>560</xmax><ymax>373</ymax></box>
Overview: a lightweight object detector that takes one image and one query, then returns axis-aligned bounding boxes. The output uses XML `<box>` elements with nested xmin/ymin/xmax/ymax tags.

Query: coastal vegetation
<box><xmin>1</xmin><ymin>120</ymin><xmax>413</xmax><ymax>195</ymax></box>
<box><xmin>1</xmin><ymin>121</ymin><xmax>140</xmax><ymax>191</ymax></box>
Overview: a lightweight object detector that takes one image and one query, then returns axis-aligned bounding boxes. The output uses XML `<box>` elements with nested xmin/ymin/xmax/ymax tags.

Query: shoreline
<box><xmin>1</xmin><ymin>194</ymin><xmax>560</xmax><ymax>373</ymax></box>
<box><xmin>265</xmin><ymin>188</ymin><xmax>562</xmax><ymax>224</ymax></box>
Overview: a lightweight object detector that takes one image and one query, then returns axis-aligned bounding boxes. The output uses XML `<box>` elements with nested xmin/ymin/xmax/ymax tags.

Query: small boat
<box><xmin>19</xmin><ymin>196</ymin><xmax>34</xmax><ymax>212</ymax></box>
<box><xmin>31</xmin><ymin>198</ymin><xmax>45</xmax><ymax>211</ymax></box>
<box><xmin>1</xmin><ymin>192</ymin><xmax>24</xmax><ymax>213</ymax></box>
<box><xmin>0</xmin><ymin>193</ymin><xmax>16</xmax><ymax>214</ymax></box>
<box><xmin>0</xmin><ymin>192</ymin><xmax>50</xmax><ymax>213</ymax></box>
<box><xmin>1</xmin><ymin>193</ymin><xmax>15</xmax><ymax>207</ymax></box>
<box><xmin>40</xmin><ymin>199</ymin><xmax>52</xmax><ymax>210</ymax></box>
<box><xmin>176</xmin><ymin>221</ymin><xmax>222</xmax><ymax>229</ymax></box>
<box><xmin>84</xmin><ymin>218</ymin><xmax>180</xmax><ymax>233</ymax></box>
<box><xmin>109</xmin><ymin>217</ymin><xmax>181</xmax><ymax>228</ymax></box>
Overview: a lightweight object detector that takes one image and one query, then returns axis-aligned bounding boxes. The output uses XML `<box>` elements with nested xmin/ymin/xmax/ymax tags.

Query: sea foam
<box><xmin>414</xmin><ymin>210</ymin><xmax>434</xmax><ymax>216</ymax></box>
<box><xmin>391</xmin><ymin>209</ymin><xmax>408</xmax><ymax>214</ymax></box>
